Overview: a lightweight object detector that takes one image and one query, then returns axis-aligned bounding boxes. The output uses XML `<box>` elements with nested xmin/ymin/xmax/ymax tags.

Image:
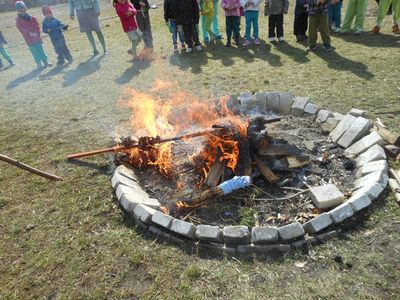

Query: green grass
<box><xmin>0</xmin><ymin>0</ymin><xmax>400</xmax><ymax>298</ymax></box>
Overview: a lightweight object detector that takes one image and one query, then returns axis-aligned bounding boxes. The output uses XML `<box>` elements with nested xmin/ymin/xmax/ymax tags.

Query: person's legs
<box><xmin>51</xmin><ymin>38</ymin><xmax>64</xmax><ymax>64</ymax></box>
<box><xmin>300</xmin><ymin>13</ymin><xmax>308</xmax><ymax>35</ymax></box>
<box><xmin>0</xmin><ymin>46</ymin><xmax>13</xmax><ymax>64</ymax></box>
<box><xmin>226</xmin><ymin>16</ymin><xmax>233</xmax><ymax>43</ymax></box>
<box><xmin>142</xmin><ymin>12</ymin><xmax>154</xmax><ymax>48</ymax></box>
<box><xmin>86</xmin><ymin>31</ymin><xmax>97</xmax><ymax>51</ymax></box>
<box><xmin>308</xmin><ymin>15</ymin><xmax>318</xmax><ymax>46</ymax></box>
<box><xmin>354</xmin><ymin>0</ymin><xmax>368</xmax><ymax>31</ymax></box>
<box><xmin>269</xmin><ymin>15</ymin><xmax>276</xmax><ymax>38</ymax></box>
<box><xmin>328</xmin><ymin>4</ymin><xmax>335</xmax><ymax>27</ymax></box>
<box><xmin>182</xmin><ymin>24</ymin><xmax>193</xmax><ymax>48</ymax></box>
<box><xmin>61</xmin><ymin>38</ymin><xmax>73</xmax><ymax>62</ymax></box>
<box><xmin>245</xmin><ymin>11</ymin><xmax>252</xmax><ymax>40</ymax></box>
<box><xmin>341</xmin><ymin>0</ymin><xmax>357</xmax><ymax>31</ymax></box>
<box><xmin>34</xmin><ymin>43</ymin><xmax>50</xmax><ymax>65</ymax></box>
<box><xmin>376</xmin><ymin>0</ymin><xmax>392</xmax><ymax>26</ymax></box>
<box><xmin>335</xmin><ymin>1</ymin><xmax>343</xmax><ymax>28</ymax></box>
<box><xmin>252</xmin><ymin>11</ymin><xmax>259</xmax><ymax>39</ymax></box>
<box><xmin>205</xmin><ymin>15</ymin><xmax>214</xmax><ymax>39</ymax></box>
<box><xmin>192</xmin><ymin>23</ymin><xmax>201</xmax><ymax>47</ymax></box>
<box><xmin>201</xmin><ymin>15</ymin><xmax>209</xmax><ymax>42</ymax></box>
<box><xmin>392</xmin><ymin>0</ymin><xmax>399</xmax><ymax>24</ymax></box>
<box><xmin>277</xmin><ymin>13</ymin><xmax>284</xmax><ymax>38</ymax></box>
<box><xmin>318</xmin><ymin>14</ymin><xmax>331</xmax><ymax>44</ymax></box>
<box><xmin>212</xmin><ymin>0</ymin><xmax>221</xmax><ymax>37</ymax></box>
<box><xmin>29</xmin><ymin>44</ymin><xmax>42</xmax><ymax>66</ymax></box>
<box><xmin>95</xmin><ymin>31</ymin><xmax>107</xmax><ymax>52</ymax></box>
<box><xmin>233</xmin><ymin>16</ymin><xmax>240</xmax><ymax>43</ymax></box>
<box><xmin>170</xmin><ymin>19</ymin><xmax>178</xmax><ymax>46</ymax></box>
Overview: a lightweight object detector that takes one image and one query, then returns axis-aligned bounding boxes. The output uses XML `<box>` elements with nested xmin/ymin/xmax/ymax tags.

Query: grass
<box><xmin>0</xmin><ymin>0</ymin><xmax>400</xmax><ymax>298</ymax></box>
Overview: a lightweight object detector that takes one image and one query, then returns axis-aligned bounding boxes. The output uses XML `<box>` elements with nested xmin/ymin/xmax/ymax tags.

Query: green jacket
<box><xmin>69</xmin><ymin>0</ymin><xmax>100</xmax><ymax>16</ymax></box>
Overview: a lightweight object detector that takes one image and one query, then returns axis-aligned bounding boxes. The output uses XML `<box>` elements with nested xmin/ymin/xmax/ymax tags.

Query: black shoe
<box><xmin>306</xmin><ymin>45</ymin><xmax>316</xmax><ymax>52</ymax></box>
<box><xmin>92</xmin><ymin>49</ymin><xmax>99</xmax><ymax>56</ymax></box>
<box><xmin>226</xmin><ymin>41</ymin><xmax>231</xmax><ymax>47</ymax></box>
<box><xmin>323</xmin><ymin>44</ymin><xmax>333</xmax><ymax>52</ymax></box>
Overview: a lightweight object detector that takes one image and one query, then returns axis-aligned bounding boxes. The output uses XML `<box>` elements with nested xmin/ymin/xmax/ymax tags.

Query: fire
<box><xmin>118</xmin><ymin>80</ymin><xmax>248</xmax><ymax>182</ymax></box>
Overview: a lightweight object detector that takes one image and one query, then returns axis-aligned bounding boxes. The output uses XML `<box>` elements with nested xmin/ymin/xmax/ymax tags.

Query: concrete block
<box><xmin>337</xmin><ymin>117</ymin><xmax>373</xmax><ymax>148</ymax></box>
<box><xmin>223</xmin><ymin>225</ymin><xmax>251</xmax><ymax>244</ymax></box>
<box><xmin>133</xmin><ymin>204</ymin><xmax>156</xmax><ymax>224</ymax></box>
<box><xmin>151</xmin><ymin>211</ymin><xmax>174</xmax><ymax>229</ymax></box>
<box><xmin>316</xmin><ymin>109</ymin><xmax>334</xmax><ymax>123</ymax></box>
<box><xmin>359</xmin><ymin>160</ymin><xmax>388</xmax><ymax>176</ymax></box>
<box><xmin>303</xmin><ymin>103</ymin><xmax>320</xmax><ymax>115</ymax></box>
<box><xmin>170</xmin><ymin>219</ymin><xmax>197</xmax><ymax>239</ymax></box>
<box><xmin>196</xmin><ymin>225</ymin><xmax>223</xmax><ymax>243</ymax></box>
<box><xmin>310</xmin><ymin>184</ymin><xmax>345</xmax><ymax>209</ymax></box>
<box><xmin>239</xmin><ymin>92</ymin><xmax>254</xmax><ymax>111</ymax></box>
<box><xmin>254</xmin><ymin>91</ymin><xmax>267</xmax><ymax>108</ymax></box>
<box><xmin>349</xmin><ymin>108</ymin><xmax>366</xmax><ymax>117</ymax></box>
<box><xmin>345</xmin><ymin>132</ymin><xmax>385</xmax><ymax>156</ymax></box>
<box><xmin>303</xmin><ymin>213</ymin><xmax>333</xmax><ymax>234</ymax></box>
<box><xmin>354</xmin><ymin>169</ymin><xmax>387</xmax><ymax>190</ymax></box>
<box><xmin>328</xmin><ymin>203</ymin><xmax>354</xmax><ymax>224</ymax></box>
<box><xmin>333</xmin><ymin>112</ymin><xmax>345</xmax><ymax>121</ymax></box>
<box><xmin>353</xmin><ymin>182</ymin><xmax>385</xmax><ymax>200</ymax></box>
<box><xmin>115</xmin><ymin>165</ymin><xmax>139</xmax><ymax>182</ymax></box>
<box><xmin>279</xmin><ymin>92</ymin><xmax>295</xmax><ymax>114</ymax></box>
<box><xmin>357</xmin><ymin>145</ymin><xmax>386</xmax><ymax>166</ymax></box>
<box><xmin>291</xmin><ymin>97</ymin><xmax>309</xmax><ymax>116</ymax></box>
<box><xmin>328</xmin><ymin>114</ymin><xmax>357</xmax><ymax>143</ymax></box>
<box><xmin>112</xmin><ymin>172</ymin><xmax>142</xmax><ymax>190</ymax></box>
<box><xmin>278</xmin><ymin>222</ymin><xmax>305</xmax><ymax>241</ymax></box>
<box><xmin>252</xmin><ymin>226</ymin><xmax>279</xmax><ymax>244</ymax></box>
<box><xmin>116</xmin><ymin>185</ymin><xmax>160</xmax><ymax>211</ymax></box>
<box><xmin>321</xmin><ymin>117</ymin><xmax>341</xmax><ymax>132</ymax></box>
<box><xmin>347</xmin><ymin>193</ymin><xmax>372</xmax><ymax>212</ymax></box>
<box><xmin>266</xmin><ymin>91</ymin><xmax>280</xmax><ymax>112</ymax></box>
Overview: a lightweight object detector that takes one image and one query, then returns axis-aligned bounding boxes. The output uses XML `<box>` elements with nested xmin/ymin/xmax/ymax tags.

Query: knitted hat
<box><xmin>42</xmin><ymin>5</ymin><xmax>52</xmax><ymax>15</ymax></box>
<box><xmin>14</xmin><ymin>1</ymin><xmax>27</xmax><ymax>10</ymax></box>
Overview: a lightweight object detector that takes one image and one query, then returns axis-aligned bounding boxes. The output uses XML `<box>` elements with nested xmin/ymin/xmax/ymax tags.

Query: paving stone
<box><xmin>239</xmin><ymin>92</ymin><xmax>254</xmax><ymax>111</ymax></box>
<box><xmin>347</xmin><ymin>193</ymin><xmax>372</xmax><ymax>212</ymax></box>
<box><xmin>309</xmin><ymin>184</ymin><xmax>345</xmax><ymax>209</ymax></box>
<box><xmin>116</xmin><ymin>185</ymin><xmax>160</xmax><ymax>212</ymax></box>
<box><xmin>316</xmin><ymin>109</ymin><xmax>334</xmax><ymax>123</ymax></box>
<box><xmin>353</xmin><ymin>182</ymin><xmax>385</xmax><ymax>200</ymax></box>
<box><xmin>303</xmin><ymin>213</ymin><xmax>332</xmax><ymax>234</ymax></box>
<box><xmin>349</xmin><ymin>108</ymin><xmax>366</xmax><ymax>117</ymax></box>
<box><xmin>333</xmin><ymin>112</ymin><xmax>345</xmax><ymax>121</ymax></box>
<box><xmin>252</xmin><ymin>226</ymin><xmax>279</xmax><ymax>244</ymax></box>
<box><xmin>266</xmin><ymin>91</ymin><xmax>280</xmax><ymax>112</ymax></box>
<box><xmin>345</xmin><ymin>131</ymin><xmax>385</xmax><ymax>156</ymax></box>
<box><xmin>328</xmin><ymin>203</ymin><xmax>354</xmax><ymax>224</ymax></box>
<box><xmin>278</xmin><ymin>222</ymin><xmax>305</xmax><ymax>241</ymax></box>
<box><xmin>354</xmin><ymin>169</ymin><xmax>387</xmax><ymax>190</ymax></box>
<box><xmin>223</xmin><ymin>225</ymin><xmax>251</xmax><ymax>244</ymax></box>
<box><xmin>151</xmin><ymin>211</ymin><xmax>174</xmax><ymax>229</ymax></box>
<box><xmin>149</xmin><ymin>226</ymin><xmax>186</xmax><ymax>245</ymax></box>
<box><xmin>170</xmin><ymin>219</ymin><xmax>197</xmax><ymax>239</ymax></box>
<box><xmin>291</xmin><ymin>96</ymin><xmax>309</xmax><ymax>116</ymax></box>
<box><xmin>278</xmin><ymin>92</ymin><xmax>295</xmax><ymax>114</ymax></box>
<box><xmin>321</xmin><ymin>117</ymin><xmax>341</xmax><ymax>132</ymax></box>
<box><xmin>328</xmin><ymin>114</ymin><xmax>357</xmax><ymax>143</ymax></box>
<box><xmin>115</xmin><ymin>165</ymin><xmax>139</xmax><ymax>182</ymax></box>
<box><xmin>133</xmin><ymin>204</ymin><xmax>156</xmax><ymax>224</ymax></box>
<box><xmin>254</xmin><ymin>91</ymin><xmax>267</xmax><ymax>108</ymax></box>
<box><xmin>112</xmin><ymin>172</ymin><xmax>142</xmax><ymax>190</ymax></box>
<box><xmin>357</xmin><ymin>144</ymin><xmax>386</xmax><ymax>166</ymax></box>
<box><xmin>303</xmin><ymin>103</ymin><xmax>320</xmax><ymax>115</ymax></box>
<box><xmin>359</xmin><ymin>160</ymin><xmax>388</xmax><ymax>176</ymax></box>
<box><xmin>337</xmin><ymin>117</ymin><xmax>373</xmax><ymax>148</ymax></box>
<box><xmin>195</xmin><ymin>225</ymin><xmax>223</xmax><ymax>243</ymax></box>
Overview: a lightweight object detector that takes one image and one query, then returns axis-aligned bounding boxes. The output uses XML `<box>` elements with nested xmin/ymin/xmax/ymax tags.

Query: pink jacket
<box><xmin>114</xmin><ymin>1</ymin><xmax>138</xmax><ymax>33</ymax></box>
<box><xmin>16</xmin><ymin>15</ymin><xmax>42</xmax><ymax>45</ymax></box>
<box><xmin>221</xmin><ymin>0</ymin><xmax>241</xmax><ymax>16</ymax></box>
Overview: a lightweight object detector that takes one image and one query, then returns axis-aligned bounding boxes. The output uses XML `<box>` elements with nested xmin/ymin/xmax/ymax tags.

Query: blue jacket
<box><xmin>42</xmin><ymin>17</ymin><xmax>67</xmax><ymax>40</ymax></box>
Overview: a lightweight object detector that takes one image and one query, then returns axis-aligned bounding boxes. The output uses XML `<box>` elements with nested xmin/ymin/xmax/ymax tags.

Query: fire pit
<box><xmin>101</xmin><ymin>84</ymin><xmax>390</xmax><ymax>258</ymax></box>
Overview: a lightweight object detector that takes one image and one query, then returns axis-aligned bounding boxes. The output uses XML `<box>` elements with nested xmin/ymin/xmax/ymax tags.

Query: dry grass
<box><xmin>0</xmin><ymin>0</ymin><xmax>399</xmax><ymax>298</ymax></box>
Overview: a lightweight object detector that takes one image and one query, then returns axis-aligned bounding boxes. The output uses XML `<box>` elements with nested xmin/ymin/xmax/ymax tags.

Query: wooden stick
<box><xmin>389</xmin><ymin>168</ymin><xmax>400</xmax><ymax>187</ymax></box>
<box><xmin>0</xmin><ymin>154</ymin><xmax>62</xmax><ymax>181</ymax></box>
<box><xmin>251</xmin><ymin>152</ymin><xmax>278</xmax><ymax>183</ymax></box>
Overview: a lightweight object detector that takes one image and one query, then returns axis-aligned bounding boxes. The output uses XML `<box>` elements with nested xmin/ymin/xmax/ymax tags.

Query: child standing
<box><xmin>131</xmin><ymin>0</ymin><xmax>154</xmax><ymax>51</ymax></box>
<box><xmin>240</xmin><ymin>0</ymin><xmax>261</xmax><ymax>46</ymax></box>
<box><xmin>200</xmin><ymin>0</ymin><xmax>215</xmax><ymax>42</ymax></box>
<box><xmin>176</xmin><ymin>0</ymin><xmax>202</xmax><ymax>53</ymax></box>
<box><xmin>340</xmin><ymin>0</ymin><xmax>367</xmax><ymax>34</ymax></box>
<box><xmin>328</xmin><ymin>0</ymin><xmax>343</xmax><ymax>32</ymax></box>
<box><xmin>164</xmin><ymin>0</ymin><xmax>186</xmax><ymax>52</ymax></box>
<box><xmin>114</xmin><ymin>0</ymin><xmax>142</xmax><ymax>59</ymax></box>
<box><xmin>15</xmin><ymin>1</ymin><xmax>52</xmax><ymax>68</ymax></box>
<box><xmin>0</xmin><ymin>31</ymin><xmax>14</xmax><ymax>68</ymax></box>
<box><xmin>42</xmin><ymin>6</ymin><xmax>72</xmax><ymax>66</ymax></box>
<box><xmin>221</xmin><ymin>0</ymin><xmax>241</xmax><ymax>46</ymax></box>
<box><xmin>306</xmin><ymin>0</ymin><xmax>333</xmax><ymax>51</ymax></box>
<box><xmin>265</xmin><ymin>0</ymin><xmax>289</xmax><ymax>42</ymax></box>
<box><xmin>294</xmin><ymin>0</ymin><xmax>308</xmax><ymax>41</ymax></box>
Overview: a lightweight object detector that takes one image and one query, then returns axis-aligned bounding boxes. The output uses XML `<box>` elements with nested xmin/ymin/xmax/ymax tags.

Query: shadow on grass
<box><xmin>115</xmin><ymin>59</ymin><xmax>151</xmax><ymax>85</ymax></box>
<box><xmin>6</xmin><ymin>67</ymin><xmax>44</xmax><ymax>90</ymax></box>
<box><xmin>67</xmin><ymin>159</ymin><xmax>110</xmax><ymax>175</ymax></box>
<box><xmin>38</xmin><ymin>64</ymin><xmax>69</xmax><ymax>80</ymax></box>
<box><xmin>63</xmin><ymin>55</ymin><xmax>105</xmax><ymax>87</ymax></box>
<box><xmin>313</xmin><ymin>49</ymin><xmax>374</xmax><ymax>80</ymax></box>
<box><xmin>169</xmin><ymin>48</ymin><xmax>208</xmax><ymax>74</ymax></box>
<box><xmin>273</xmin><ymin>41</ymin><xmax>310</xmax><ymax>64</ymax></box>
<box><xmin>334</xmin><ymin>32</ymin><xmax>400</xmax><ymax>48</ymax></box>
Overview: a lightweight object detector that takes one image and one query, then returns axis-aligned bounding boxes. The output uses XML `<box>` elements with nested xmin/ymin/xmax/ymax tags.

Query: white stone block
<box><xmin>345</xmin><ymin>131</ymin><xmax>385</xmax><ymax>156</ymax></box>
<box><xmin>239</xmin><ymin>92</ymin><xmax>254</xmax><ymax>111</ymax></box>
<box><xmin>170</xmin><ymin>219</ymin><xmax>197</xmax><ymax>239</ymax></box>
<box><xmin>266</xmin><ymin>91</ymin><xmax>280</xmax><ymax>112</ymax></box>
<box><xmin>278</xmin><ymin>92</ymin><xmax>294</xmax><ymax>114</ymax></box>
<box><xmin>252</xmin><ymin>226</ymin><xmax>279</xmax><ymax>244</ymax></box>
<box><xmin>304</xmin><ymin>103</ymin><xmax>320</xmax><ymax>115</ymax></box>
<box><xmin>310</xmin><ymin>184</ymin><xmax>346</xmax><ymax>209</ymax></box>
<box><xmin>255</xmin><ymin>92</ymin><xmax>267</xmax><ymax>108</ymax></box>
<box><xmin>116</xmin><ymin>184</ymin><xmax>160</xmax><ymax>211</ymax></box>
<box><xmin>133</xmin><ymin>204</ymin><xmax>156</xmax><ymax>224</ymax></box>
<box><xmin>354</xmin><ymin>170</ymin><xmax>386</xmax><ymax>190</ymax></box>
<box><xmin>316</xmin><ymin>110</ymin><xmax>334</xmax><ymax>123</ymax></box>
<box><xmin>115</xmin><ymin>165</ymin><xmax>139</xmax><ymax>182</ymax></box>
<box><xmin>196</xmin><ymin>225</ymin><xmax>223</xmax><ymax>243</ymax></box>
<box><xmin>347</xmin><ymin>193</ymin><xmax>372</xmax><ymax>212</ymax></box>
<box><xmin>328</xmin><ymin>203</ymin><xmax>354</xmax><ymax>224</ymax></box>
<box><xmin>349</xmin><ymin>108</ymin><xmax>366</xmax><ymax>117</ymax></box>
<box><xmin>112</xmin><ymin>172</ymin><xmax>141</xmax><ymax>190</ymax></box>
<box><xmin>359</xmin><ymin>160</ymin><xmax>388</xmax><ymax>176</ymax></box>
<box><xmin>337</xmin><ymin>117</ymin><xmax>372</xmax><ymax>148</ymax></box>
<box><xmin>357</xmin><ymin>144</ymin><xmax>386</xmax><ymax>166</ymax></box>
<box><xmin>303</xmin><ymin>213</ymin><xmax>332</xmax><ymax>234</ymax></box>
<box><xmin>321</xmin><ymin>117</ymin><xmax>341</xmax><ymax>132</ymax></box>
<box><xmin>333</xmin><ymin>112</ymin><xmax>345</xmax><ymax>121</ymax></box>
<box><xmin>151</xmin><ymin>211</ymin><xmax>174</xmax><ymax>229</ymax></box>
<box><xmin>291</xmin><ymin>97</ymin><xmax>309</xmax><ymax>116</ymax></box>
<box><xmin>353</xmin><ymin>182</ymin><xmax>385</xmax><ymax>200</ymax></box>
<box><xmin>278</xmin><ymin>222</ymin><xmax>305</xmax><ymax>241</ymax></box>
<box><xmin>329</xmin><ymin>114</ymin><xmax>357</xmax><ymax>143</ymax></box>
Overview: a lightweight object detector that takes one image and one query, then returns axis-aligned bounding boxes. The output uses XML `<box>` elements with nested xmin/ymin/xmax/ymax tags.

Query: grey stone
<box><xmin>266</xmin><ymin>91</ymin><xmax>280</xmax><ymax>112</ymax></box>
<box><xmin>357</xmin><ymin>144</ymin><xmax>386</xmax><ymax>166</ymax></box>
<box><xmin>291</xmin><ymin>96</ymin><xmax>309</xmax><ymax>116</ymax></box>
<box><xmin>170</xmin><ymin>219</ymin><xmax>197</xmax><ymax>239</ymax></box>
<box><xmin>239</xmin><ymin>92</ymin><xmax>254</xmax><ymax>111</ymax></box>
<box><xmin>116</xmin><ymin>185</ymin><xmax>160</xmax><ymax>211</ymax></box>
<box><xmin>359</xmin><ymin>160</ymin><xmax>388</xmax><ymax>176</ymax></box>
<box><xmin>252</xmin><ymin>226</ymin><xmax>279</xmax><ymax>244</ymax></box>
<box><xmin>133</xmin><ymin>204</ymin><xmax>156</xmax><ymax>224</ymax></box>
<box><xmin>112</xmin><ymin>172</ymin><xmax>142</xmax><ymax>190</ymax></box>
<box><xmin>349</xmin><ymin>108</ymin><xmax>366</xmax><ymax>117</ymax></box>
<box><xmin>353</xmin><ymin>182</ymin><xmax>385</xmax><ymax>200</ymax></box>
<box><xmin>195</xmin><ymin>225</ymin><xmax>223</xmax><ymax>243</ymax></box>
<box><xmin>303</xmin><ymin>140</ymin><xmax>316</xmax><ymax>152</ymax></box>
<box><xmin>223</xmin><ymin>225</ymin><xmax>251</xmax><ymax>244</ymax></box>
<box><xmin>321</xmin><ymin>117</ymin><xmax>341</xmax><ymax>132</ymax></box>
<box><xmin>328</xmin><ymin>114</ymin><xmax>357</xmax><ymax>143</ymax></box>
<box><xmin>278</xmin><ymin>222</ymin><xmax>305</xmax><ymax>241</ymax></box>
<box><xmin>328</xmin><ymin>203</ymin><xmax>354</xmax><ymax>223</ymax></box>
<box><xmin>151</xmin><ymin>211</ymin><xmax>174</xmax><ymax>229</ymax></box>
<box><xmin>347</xmin><ymin>193</ymin><xmax>372</xmax><ymax>212</ymax></box>
<box><xmin>253</xmin><ymin>244</ymin><xmax>291</xmax><ymax>256</ymax></box>
<box><xmin>333</xmin><ymin>112</ymin><xmax>345</xmax><ymax>121</ymax></box>
<box><xmin>316</xmin><ymin>110</ymin><xmax>334</xmax><ymax>123</ymax></box>
<box><xmin>303</xmin><ymin>213</ymin><xmax>333</xmax><ymax>234</ymax></box>
<box><xmin>337</xmin><ymin>117</ymin><xmax>373</xmax><ymax>148</ymax></box>
<box><xmin>345</xmin><ymin>131</ymin><xmax>385</xmax><ymax>156</ymax></box>
<box><xmin>309</xmin><ymin>184</ymin><xmax>345</xmax><ymax>209</ymax></box>
<box><xmin>115</xmin><ymin>165</ymin><xmax>139</xmax><ymax>182</ymax></box>
<box><xmin>279</xmin><ymin>92</ymin><xmax>295</xmax><ymax>114</ymax></box>
<box><xmin>304</xmin><ymin>102</ymin><xmax>320</xmax><ymax>115</ymax></box>
<box><xmin>354</xmin><ymin>169</ymin><xmax>387</xmax><ymax>190</ymax></box>
<box><xmin>254</xmin><ymin>92</ymin><xmax>267</xmax><ymax>108</ymax></box>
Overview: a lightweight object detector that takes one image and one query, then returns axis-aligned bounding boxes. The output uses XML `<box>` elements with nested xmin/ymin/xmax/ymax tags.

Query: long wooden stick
<box><xmin>0</xmin><ymin>154</ymin><xmax>62</xmax><ymax>181</ymax></box>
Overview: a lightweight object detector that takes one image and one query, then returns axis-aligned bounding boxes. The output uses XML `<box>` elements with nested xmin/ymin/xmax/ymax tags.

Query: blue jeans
<box><xmin>201</xmin><ymin>0</ymin><xmax>221</xmax><ymax>41</ymax></box>
<box><xmin>169</xmin><ymin>19</ymin><xmax>185</xmax><ymax>45</ymax></box>
<box><xmin>245</xmin><ymin>10</ymin><xmax>259</xmax><ymax>40</ymax></box>
<box><xmin>328</xmin><ymin>1</ymin><xmax>343</xmax><ymax>28</ymax></box>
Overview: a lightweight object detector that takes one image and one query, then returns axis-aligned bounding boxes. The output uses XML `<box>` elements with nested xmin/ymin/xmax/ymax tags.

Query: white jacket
<box><xmin>240</xmin><ymin>0</ymin><xmax>261</xmax><ymax>11</ymax></box>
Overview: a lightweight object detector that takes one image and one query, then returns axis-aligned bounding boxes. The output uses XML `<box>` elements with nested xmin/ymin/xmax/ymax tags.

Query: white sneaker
<box><xmin>278</xmin><ymin>36</ymin><xmax>285</xmax><ymax>42</ymax></box>
<box><xmin>195</xmin><ymin>45</ymin><xmax>202</xmax><ymax>51</ymax></box>
<box><xmin>186</xmin><ymin>47</ymin><xmax>193</xmax><ymax>53</ymax></box>
<box><xmin>269</xmin><ymin>37</ymin><xmax>276</xmax><ymax>42</ymax></box>
<box><xmin>335</xmin><ymin>27</ymin><xmax>341</xmax><ymax>33</ymax></box>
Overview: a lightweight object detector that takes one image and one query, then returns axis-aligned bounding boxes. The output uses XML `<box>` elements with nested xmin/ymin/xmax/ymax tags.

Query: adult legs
<box><xmin>136</xmin><ymin>12</ymin><xmax>154</xmax><ymax>48</ymax></box>
<box><xmin>96</xmin><ymin>31</ymin><xmax>107</xmax><ymax>52</ymax></box>
<box><xmin>86</xmin><ymin>31</ymin><xmax>97</xmax><ymax>51</ymax></box>
<box><xmin>170</xmin><ymin>19</ymin><xmax>178</xmax><ymax>45</ymax></box>
<box><xmin>328</xmin><ymin>4</ymin><xmax>335</xmax><ymax>27</ymax></box>
<box><xmin>341</xmin><ymin>0</ymin><xmax>357</xmax><ymax>31</ymax></box>
<box><xmin>376</xmin><ymin>0</ymin><xmax>393</xmax><ymax>26</ymax></box>
<box><xmin>335</xmin><ymin>1</ymin><xmax>343</xmax><ymax>28</ymax></box>
<box><xmin>183</xmin><ymin>24</ymin><xmax>193</xmax><ymax>48</ymax></box>
<box><xmin>192</xmin><ymin>23</ymin><xmax>201</xmax><ymax>46</ymax></box>
<box><xmin>354</xmin><ymin>0</ymin><xmax>368</xmax><ymax>31</ymax></box>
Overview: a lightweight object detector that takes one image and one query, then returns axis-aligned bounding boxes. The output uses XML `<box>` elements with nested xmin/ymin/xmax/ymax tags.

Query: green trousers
<box><xmin>0</xmin><ymin>46</ymin><xmax>13</xmax><ymax>64</ymax></box>
<box><xmin>28</xmin><ymin>42</ymin><xmax>49</xmax><ymax>67</ymax></box>
<box><xmin>376</xmin><ymin>0</ymin><xmax>400</xmax><ymax>26</ymax></box>
<box><xmin>341</xmin><ymin>0</ymin><xmax>368</xmax><ymax>32</ymax></box>
<box><xmin>308</xmin><ymin>14</ymin><xmax>331</xmax><ymax>46</ymax></box>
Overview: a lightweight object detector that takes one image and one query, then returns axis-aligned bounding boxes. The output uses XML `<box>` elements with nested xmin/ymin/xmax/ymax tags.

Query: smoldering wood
<box><xmin>180</xmin><ymin>186</ymin><xmax>225</xmax><ymax>206</ymax></box>
<box><xmin>205</xmin><ymin>152</ymin><xmax>225</xmax><ymax>187</ymax></box>
<box><xmin>238</xmin><ymin>138</ymin><xmax>252</xmax><ymax>176</ymax></box>
<box><xmin>258</xmin><ymin>144</ymin><xmax>302</xmax><ymax>157</ymax></box>
<box><xmin>251</xmin><ymin>152</ymin><xmax>278</xmax><ymax>183</ymax></box>
<box><xmin>286</xmin><ymin>155</ymin><xmax>310</xmax><ymax>168</ymax></box>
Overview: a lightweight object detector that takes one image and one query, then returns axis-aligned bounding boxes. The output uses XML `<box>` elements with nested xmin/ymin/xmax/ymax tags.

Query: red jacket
<box><xmin>114</xmin><ymin>1</ymin><xmax>138</xmax><ymax>33</ymax></box>
<box><xmin>16</xmin><ymin>15</ymin><xmax>42</xmax><ymax>45</ymax></box>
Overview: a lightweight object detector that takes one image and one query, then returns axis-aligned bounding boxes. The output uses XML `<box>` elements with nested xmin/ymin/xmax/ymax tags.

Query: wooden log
<box><xmin>258</xmin><ymin>144</ymin><xmax>302</xmax><ymax>157</ymax></box>
<box><xmin>180</xmin><ymin>186</ymin><xmax>225</xmax><ymax>207</ymax></box>
<box><xmin>374</xmin><ymin>125</ymin><xmax>400</xmax><ymax>146</ymax></box>
<box><xmin>251</xmin><ymin>152</ymin><xmax>278</xmax><ymax>183</ymax></box>
<box><xmin>205</xmin><ymin>152</ymin><xmax>225</xmax><ymax>187</ymax></box>
<box><xmin>238</xmin><ymin>138</ymin><xmax>252</xmax><ymax>176</ymax></box>
<box><xmin>0</xmin><ymin>154</ymin><xmax>62</xmax><ymax>181</ymax></box>
<box><xmin>286</xmin><ymin>155</ymin><xmax>310</xmax><ymax>168</ymax></box>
